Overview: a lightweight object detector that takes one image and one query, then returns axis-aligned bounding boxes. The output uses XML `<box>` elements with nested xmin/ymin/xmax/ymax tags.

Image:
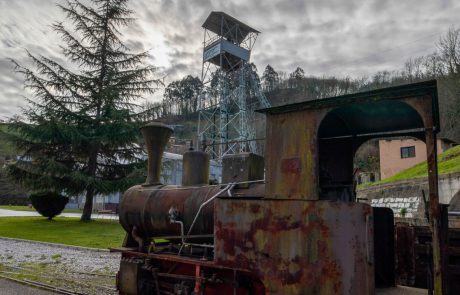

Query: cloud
<box><xmin>1</xmin><ymin>0</ymin><xmax>460</xmax><ymax>118</ymax></box>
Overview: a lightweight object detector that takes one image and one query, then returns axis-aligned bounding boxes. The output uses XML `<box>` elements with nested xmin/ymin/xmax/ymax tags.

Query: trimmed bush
<box><xmin>29</xmin><ymin>192</ymin><xmax>68</xmax><ymax>220</ymax></box>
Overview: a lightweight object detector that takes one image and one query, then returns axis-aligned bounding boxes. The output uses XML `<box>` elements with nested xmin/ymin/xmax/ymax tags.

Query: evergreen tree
<box><xmin>262</xmin><ymin>64</ymin><xmax>279</xmax><ymax>91</ymax></box>
<box><xmin>289</xmin><ymin>67</ymin><xmax>305</xmax><ymax>89</ymax></box>
<box><xmin>7</xmin><ymin>0</ymin><xmax>161</xmax><ymax>221</ymax></box>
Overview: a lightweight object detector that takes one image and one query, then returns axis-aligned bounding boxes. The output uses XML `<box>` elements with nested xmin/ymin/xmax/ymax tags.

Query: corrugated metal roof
<box><xmin>202</xmin><ymin>11</ymin><xmax>260</xmax><ymax>40</ymax></box>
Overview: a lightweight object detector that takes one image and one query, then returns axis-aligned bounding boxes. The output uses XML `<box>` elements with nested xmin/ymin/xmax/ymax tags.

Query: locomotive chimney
<box><xmin>140</xmin><ymin>122</ymin><xmax>173</xmax><ymax>186</ymax></box>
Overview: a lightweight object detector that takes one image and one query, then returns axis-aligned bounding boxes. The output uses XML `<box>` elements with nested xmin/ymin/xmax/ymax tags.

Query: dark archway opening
<box><xmin>318</xmin><ymin>100</ymin><xmax>425</xmax><ymax>201</ymax></box>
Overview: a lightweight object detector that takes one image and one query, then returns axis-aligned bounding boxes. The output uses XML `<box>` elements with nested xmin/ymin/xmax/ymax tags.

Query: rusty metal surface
<box><xmin>265</xmin><ymin>109</ymin><xmax>325</xmax><ymax>200</ymax></box>
<box><xmin>425</xmin><ymin>128</ymin><xmax>444</xmax><ymax>294</ymax></box>
<box><xmin>405</xmin><ymin>93</ymin><xmax>445</xmax><ymax>294</ymax></box>
<box><xmin>116</xmin><ymin>80</ymin><xmax>446</xmax><ymax>294</ymax></box>
<box><xmin>120</xmin><ymin>185</ymin><xmax>219</xmax><ymax>238</ymax></box>
<box><xmin>118</xmin><ymin>260</ymin><xmax>140</xmax><ymax>295</ymax></box>
<box><xmin>214</xmin><ymin>199</ymin><xmax>374</xmax><ymax>294</ymax></box>
<box><xmin>112</xmin><ymin>247</ymin><xmax>235</xmax><ymax>270</ymax></box>
<box><xmin>182</xmin><ymin>150</ymin><xmax>210</xmax><ymax>186</ymax></box>
<box><xmin>222</xmin><ymin>153</ymin><xmax>265</xmax><ymax>188</ymax></box>
<box><xmin>395</xmin><ymin>221</ymin><xmax>460</xmax><ymax>294</ymax></box>
<box><xmin>395</xmin><ymin>223</ymin><xmax>416</xmax><ymax>286</ymax></box>
<box><xmin>258</xmin><ymin>80</ymin><xmax>438</xmax><ymax>122</ymax></box>
<box><xmin>261</xmin><ymin>80</ymin><xmax>445</xmax><ymax>293</ymax></box>
<box><xmin>140</xmin><ymin>122</ymin><xmax>173</xmax><ymax>186</ymax></box>
<box><xmin>116</xmin><ymin>251</ymin><xmax>266</xmax><ymax>294</ymax></box>
<box><xmin>119</xmin><ymin>184</ymin><xmax>265</xmax><ymax>238</ymax></box>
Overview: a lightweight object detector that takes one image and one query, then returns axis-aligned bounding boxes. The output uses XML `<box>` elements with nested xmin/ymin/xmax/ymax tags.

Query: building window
<box><xmin>401</xmin><ymin>146</ymin><xmax>416</xmax><ymax>158</ymax></box>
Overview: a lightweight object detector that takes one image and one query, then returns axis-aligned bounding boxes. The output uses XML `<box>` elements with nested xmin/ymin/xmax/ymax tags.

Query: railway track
<box><xmin>0</xmin><ymin>264</ymin><xmax>117</xmax><ymax>295</ymax></box>
<box><xmin>0</xmin><ymin>273</ymin><xmax>83</xmax><ymax>295</ymax></box>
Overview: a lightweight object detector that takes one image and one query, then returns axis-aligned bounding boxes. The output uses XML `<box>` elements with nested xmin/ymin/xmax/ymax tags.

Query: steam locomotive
<box><xmin>112</xmin><ymin>80</ymin><xmax>442</xmax><ymax>295</ymax></box>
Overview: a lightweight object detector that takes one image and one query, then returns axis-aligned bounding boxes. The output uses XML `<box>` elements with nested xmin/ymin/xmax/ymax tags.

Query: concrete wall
<box><xmin>358</xmin><ymin>172</ymin><xmax>460</xmax><ymax>218</ymax></box>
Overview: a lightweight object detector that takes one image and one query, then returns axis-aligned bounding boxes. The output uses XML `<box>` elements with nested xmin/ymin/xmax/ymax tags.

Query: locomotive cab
<box><xmin>112</xmin><ymin>80</ymin><xmax>443</xmax><ymax>295</ymax></box>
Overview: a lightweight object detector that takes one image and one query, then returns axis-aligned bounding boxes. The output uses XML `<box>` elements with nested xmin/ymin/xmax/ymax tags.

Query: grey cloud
<box><xmin>169</xmin><ymin>34</ymin><xmax>189</xmax><ymax>45</ymax></box>
<box><xmin>0</xmin><ymin>59</ymin><xmax>28</xmax><ymax>119</ymax></box>
<box><xmin>164</xmin><ymin>62</ymin><xmax>198</xmax><ymax>81</ymax></box>
<box><xmin>274</xmin><ymin>0</ymin><xmax>307</xmax><ymax>15</ymax></box>
<box><xmin>1</xmin><ymin>0</ymin><xmax>460</xmax><ymax>115</ymax></box>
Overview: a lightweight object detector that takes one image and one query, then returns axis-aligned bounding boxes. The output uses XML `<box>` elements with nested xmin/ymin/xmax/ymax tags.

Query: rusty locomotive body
<box><xmin>113</xmin><ymin>80</ymin><xmax>444</xmax><ymax>294</ymax></box>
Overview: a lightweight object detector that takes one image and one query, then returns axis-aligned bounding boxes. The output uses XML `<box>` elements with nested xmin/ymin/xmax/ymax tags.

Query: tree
<box><xmin>262</xmin><ymin>64</ymin><xmax>279</xmax><ymax>92</ymax></box>
<box><xmin>438</xmin><ymin>27</ymin><xmax>460</xmax><ymax>141</ymax></box>
<box><xmin>163</xmin><ymin>75</ymin><xmax>203</xmax><ymax>118</ymax></box>
<box><xmin>402</xmin><ymin>57</ymin><xmax>424</xmax><ymax>82</ymax></box>
<box><xmin>438</xmin><ymin>26</ymin><xmax>460</xmax><ymax>75</ymax></box>
<box><xmin>422</xmin><ymin>53</ymin><xmax>443</xmax><ymax>79</ymax></box>
<box><xmin>354</xmin><ymin>140</ymin><xmax>380</xmax><ymax>173</ymax></box>
<box><xmin>7</xmin><ymin>0</ymin><xmax>161</xmax><ymax>221</ymax></box>
<box><xmin>289</xmin><ymin>67</ymin><xmax>305</xmax><ymax>89</ymax></box>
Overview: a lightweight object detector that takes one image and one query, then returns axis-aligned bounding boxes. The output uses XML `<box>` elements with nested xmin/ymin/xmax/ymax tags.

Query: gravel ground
<box><xmin>0</xmin><ymin>238</ymin><xmax>120</xmax><ymax>273</ymax></box>
<box><xmin>0</xmin><ymin>238</ymin><xmax>121</xmax><ymax>294</ymax></box>
<box><xmin>0</xmin><ymin>278</ymin><xmax>56</xmax><ymax>295</ymax></box>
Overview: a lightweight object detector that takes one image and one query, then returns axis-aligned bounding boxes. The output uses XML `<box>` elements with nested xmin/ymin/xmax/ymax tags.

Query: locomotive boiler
<box><xmin>113</xmin><ymin>80</ymin><xmax>444</xmax><ymax>294</ymax></box>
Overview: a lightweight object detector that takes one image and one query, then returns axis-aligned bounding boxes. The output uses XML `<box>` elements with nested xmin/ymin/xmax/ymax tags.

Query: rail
<box><xmin>0</xmin><ymin>264</ymin><xmax>116</xmax><ymax>295</ymax></box>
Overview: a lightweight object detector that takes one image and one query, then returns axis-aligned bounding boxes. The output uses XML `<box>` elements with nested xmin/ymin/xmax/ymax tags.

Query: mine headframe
<box><xmin>198</xmin><ymin>12</ymin><xmax>270</xmax><ymax>161</ymax></box>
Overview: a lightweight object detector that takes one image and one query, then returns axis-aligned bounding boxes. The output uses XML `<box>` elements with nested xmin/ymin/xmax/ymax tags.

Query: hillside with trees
<box><xmin>156</xmin><ymin>28</ymin><xmax>460</xmax><ymax>144</ymax></box>
<box><xmin>151</xmin><ymin>27</ymin><xmax>460</xmax><ymax>176</ymax></box>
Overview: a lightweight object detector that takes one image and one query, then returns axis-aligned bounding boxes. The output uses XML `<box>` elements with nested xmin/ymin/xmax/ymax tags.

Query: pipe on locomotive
<box><xmin>178</xmin><ymin>183</ymin><xmax>234</xmax><ymax>255</ymax></box>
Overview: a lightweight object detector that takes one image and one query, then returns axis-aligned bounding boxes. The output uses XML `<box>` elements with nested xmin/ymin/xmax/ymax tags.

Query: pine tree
<box><xmin>289</xmin><ymin>67</ymin><xmax>305</xmax><ymax>89</ymax></box>
<box><xmin>7</xmin><ymin>0</ymin><xmax>161</xmax><ymax>221</ymax></box>
<box><xmin>262</xmin><ymin>64</ymin><xmax>279</xmax><ymax>92</ymax></box>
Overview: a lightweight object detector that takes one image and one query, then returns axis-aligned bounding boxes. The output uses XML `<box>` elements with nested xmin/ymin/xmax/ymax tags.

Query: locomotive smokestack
<box><xmin>140</xmin><ymin>122</ymin><xmax>173</xmax><ymax>186</ymax></box>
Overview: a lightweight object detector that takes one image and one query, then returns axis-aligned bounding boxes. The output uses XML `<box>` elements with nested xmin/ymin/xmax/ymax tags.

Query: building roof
<box><xmin>258</xmin><ymin>80</ymin><xmax>440</xmax><ymax>140</ymax></box>
<box><xmin>202</xmin><ymin>11</ymin><xmax>260</xmax><ymax>40</ymax></box>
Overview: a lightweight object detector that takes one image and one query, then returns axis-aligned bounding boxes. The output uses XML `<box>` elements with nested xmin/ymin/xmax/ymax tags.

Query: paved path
<box><xmin>0</xmin><ymin>209</ymin><xmax>118</xmax><ymax>220</ymax></box>
<box><xmin>0</xmin><ymin>278</ymin><xmax>56</xmax><ymax>294</ymax></box>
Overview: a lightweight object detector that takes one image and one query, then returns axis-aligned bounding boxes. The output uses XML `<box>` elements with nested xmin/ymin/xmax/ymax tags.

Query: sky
<box><xmin>0</xmin><ymin>0</ymin><xmax>459</xmax><ymax>119</ymax></box>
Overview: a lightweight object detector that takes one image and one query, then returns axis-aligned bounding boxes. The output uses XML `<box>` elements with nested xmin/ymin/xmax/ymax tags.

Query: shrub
<box><xmin>29</xmin><ymin>192</ymin><xmax>68</xmax><ymax>220</ymax></box>
<box><xmin>400</xmin><ymin>207</ymin><xmax>408</xmax><ymax>218</ymax></box>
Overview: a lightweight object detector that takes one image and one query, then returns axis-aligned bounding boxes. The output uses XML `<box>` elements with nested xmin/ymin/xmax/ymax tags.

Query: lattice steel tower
<box><xmin>197</xmin><ymin>11</ymin><xmax>270</xmax><ymax>161</ymax></box>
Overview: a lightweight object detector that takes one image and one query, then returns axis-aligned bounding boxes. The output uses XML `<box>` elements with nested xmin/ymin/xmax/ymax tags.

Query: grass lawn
<box><xmin>361</xmin><ymin>145</ymin><xmax>460</xmax><ymax>188</ymax></box>
<box><xmin>0</xmin><ymin>205</ymin><xmax>82</xmax><ymax>214</ymax></box>
<box><xmin>0</xmin><ymin>216</ymin><xmax>124</xmax><ymax>249</ymax></box>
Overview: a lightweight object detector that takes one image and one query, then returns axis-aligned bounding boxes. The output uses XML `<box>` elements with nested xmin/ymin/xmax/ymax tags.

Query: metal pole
<box><xmin>197</xmin><ymin>29</ymin><xmax>207</xmax><ymax>150</ymax></box>
<box><xmin>425</xmin><ymin>127</ymin><xmax>444</xmax><ymax>294</ymax></box>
